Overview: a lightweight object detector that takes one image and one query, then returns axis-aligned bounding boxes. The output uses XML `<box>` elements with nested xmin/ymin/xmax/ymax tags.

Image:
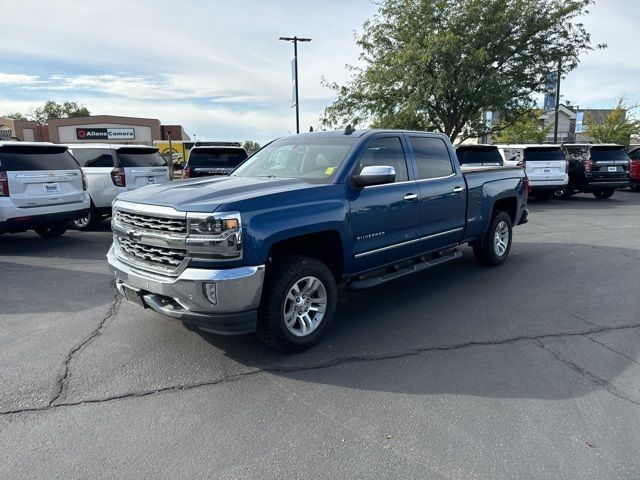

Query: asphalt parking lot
<box><xmin>1</xmin><ymin>191</ymin><xmax>639</xmax><ymax>479</ymax></box>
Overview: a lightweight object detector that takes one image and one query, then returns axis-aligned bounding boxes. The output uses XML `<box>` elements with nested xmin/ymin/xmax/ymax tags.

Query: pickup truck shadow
<box><xmin>198</xmin><ymin>241</ymin><xmax>640</xmax><ymax>400</ymax></box>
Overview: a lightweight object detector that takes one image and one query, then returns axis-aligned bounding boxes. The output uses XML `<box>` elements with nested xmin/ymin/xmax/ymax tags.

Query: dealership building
<box><xmin>0</xmin><ymin>115</ymin><xmax>190</xmax><ymax>145</ymax></box>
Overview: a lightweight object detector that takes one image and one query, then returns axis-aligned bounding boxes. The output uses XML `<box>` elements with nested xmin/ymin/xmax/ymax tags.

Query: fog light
<box><xmin>202</xmin><ymin>283</ymin><xmax>217</xmax><ymax>305</ymax></box>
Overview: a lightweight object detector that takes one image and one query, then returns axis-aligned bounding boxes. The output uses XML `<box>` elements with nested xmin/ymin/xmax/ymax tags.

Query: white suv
<box><xmin>0</xmin><ymin>142</ymin><xmax>89</xmax><ymax>238</ymax></box>
<box><xmin>496</xmin><ymin>144</ymin><xmax>569</xmax><ymax>201</ymax></box>
<box><xmin>67</xmin><ymin>144</ymin><xmax>171</xmax><ymax>229</ymax></box>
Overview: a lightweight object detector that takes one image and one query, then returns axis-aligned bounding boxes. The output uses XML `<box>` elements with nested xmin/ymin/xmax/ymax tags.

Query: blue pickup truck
<box><xmin>107</xmin><ymin>129</ymin><xmax>528</xmax><ymax>351</ymax></box>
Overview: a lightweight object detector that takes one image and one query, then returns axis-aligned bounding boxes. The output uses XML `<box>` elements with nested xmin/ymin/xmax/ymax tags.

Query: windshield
<box><xmin>0</xmin><ymin>145</ymin><xmax>80</xmax><ymax>171</ymax></box>
<box><xmin>117</xmin><ymin>148</ymin><xmax>167</xmax><ymax>167</ymax></box>
<box><xmin>188</xmin><ymin>148</ymin><xmax>248</xmax><ymax>168</ymax></box>
<box><xmin>456</xmin><ymin>147</ymin><xmax>502</xmax><ymax>165</ymax></box>
<box><xmin>231</xmin><ymin>136</ymin><xmax>357</xmax><ymax>183</ymax></box>
<box><xmin>523</xmin><ymin>147</ymin><xmax>566</xmax><ymax>161</ymax></box>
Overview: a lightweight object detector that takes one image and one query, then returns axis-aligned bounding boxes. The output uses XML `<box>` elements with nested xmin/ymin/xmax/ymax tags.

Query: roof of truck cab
<box><xmin>294</xmin><ymin>128</ymin><xmax>451</xmax><ymax>139</ymax></box>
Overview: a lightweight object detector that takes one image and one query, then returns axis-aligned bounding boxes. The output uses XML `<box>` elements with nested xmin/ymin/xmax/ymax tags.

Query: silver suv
<box><xmin>67</xmin><ymin>144</ymin><xmax>171</xmax><ymax>230</ymax></box>
<box><xmin>0</xmin><ymin>142</ymin><xmax>89</xmax><ymax>238</ymax></box>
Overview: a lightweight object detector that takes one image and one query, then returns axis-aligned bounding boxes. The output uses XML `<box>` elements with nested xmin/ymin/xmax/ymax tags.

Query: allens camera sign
<box><xmin>76</xmin><ymin>128</ymin><xmax>135</xmax><ymax>140</ymax></box>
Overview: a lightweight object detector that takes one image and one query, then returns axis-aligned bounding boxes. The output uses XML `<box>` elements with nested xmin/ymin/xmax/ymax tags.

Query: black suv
<box><xmin>182</xmin><ymin>145</ymin><xmax>248</xmax><ymax>179</ymax></box>
<box><xmin>560</xmin><ymin>144</ymin><xmax>630</xmax><ymax>199</ymax></box>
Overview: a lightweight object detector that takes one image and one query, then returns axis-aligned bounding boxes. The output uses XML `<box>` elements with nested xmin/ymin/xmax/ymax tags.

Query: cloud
<box><xmin>0</xmin><ymin>73</ymin><xmax>42</xmax><ymax>85</ymax></box>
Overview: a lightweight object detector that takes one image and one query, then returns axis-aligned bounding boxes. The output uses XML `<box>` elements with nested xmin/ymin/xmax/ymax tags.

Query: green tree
<box><xmin>585</xmin><ymin>99</ymin><xmax>640</xmax><ymax>145</ymax></box>
<box><xmin>321</xmin><ymin>0</ymin><xmax>598</xmax><ymax>142</ymax></box>
<box><xmin>241</xmin><ymin>140</ymin><xmax>261</xmax><ymax>155</ymax></box>
<box><xmin>493</xmin><ymin>109</ymin><xmax>550</xmax><ymax>143</ymax></box>
<box><xmin>27</xmin><ymin>100</ymin><xmax>91</xmax><ymax>124</ymax></box>
<box><xmin>3</xmin><ymin>112</ymin><xmax>28</xmax><ymax>121</ymax></box>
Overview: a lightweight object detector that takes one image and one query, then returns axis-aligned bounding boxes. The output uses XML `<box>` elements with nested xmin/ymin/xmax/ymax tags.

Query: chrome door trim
<box><xmin>354</xmin><ymin>227</ymin><xmax>464</xmax><ymax>259</ymax></box>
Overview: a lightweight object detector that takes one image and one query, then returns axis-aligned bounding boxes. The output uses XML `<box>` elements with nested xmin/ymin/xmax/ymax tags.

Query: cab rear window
<box><xmin>590</xmin><ymin>147</ymin><xmax>629</xmax><ymax>162</ymax></box>
<box><xmin>188</xmin><ymin>148</ymin><xmax>248</xmax><ymax>168</ymax></box>
<box><xmin>523</xmin><ymin>147</ymin><xmax>566</xmax><ymax>161</ymax></box>
<box><xmin>456</xmin><ymin>147</ymin><xmax>502</xmax><ymax>165</ymax></box>
<box><xmin>116</xmin><ymin>148</ymin><xmax>167</xmax><ymax>167</ymax></box>
<box><xmin>0</xmin><ymin>145</ymin><xmax>80</xmax><ymax>171</ymax></box>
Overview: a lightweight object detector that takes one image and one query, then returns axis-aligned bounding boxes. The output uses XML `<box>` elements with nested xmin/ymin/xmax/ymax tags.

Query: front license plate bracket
<box><xmin>121</xmin><ymin>284</ymin><xmax>147</xmax><ymax>309</ymax></box>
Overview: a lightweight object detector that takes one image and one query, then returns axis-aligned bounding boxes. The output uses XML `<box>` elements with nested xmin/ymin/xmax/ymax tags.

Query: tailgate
<box><xmin>590</xmin><ymin>146</ymin><xmax>630</xmax><ymax>177</ymax></box>
<box><xmin>123</xmin><ymin>166</ymin><xmax>170</xmax><ymax>189</ymax></box>
<box><xmin>7</xmin><ymin>169</ymin><xmax>85</xmax><ymax>207</ymax></box>
<box><xmin>526</xmin><ymin>160</ymin><xmax>566</xmax><ymax>182</ymax></box>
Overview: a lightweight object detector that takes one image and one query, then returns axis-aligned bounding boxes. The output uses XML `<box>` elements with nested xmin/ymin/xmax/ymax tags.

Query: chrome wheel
<box><xmin>283</xmin><ymin>276</ymin><xmax>327</xmax><ymax>337</ymax></box>
<box><xmin>494</xmin><ymin>221</ymin><xmax>509</xmax><ymax>256</ymax></box>
<box><xmin>72</xmin><ymin>216</ymin><xmax>90</xmax><ymax>229</ymax></box>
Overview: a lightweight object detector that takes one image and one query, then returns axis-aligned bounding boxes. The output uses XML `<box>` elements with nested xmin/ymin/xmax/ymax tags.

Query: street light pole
<box><xmin>166</xmin><ymin>129</ymin><xmax>173</xmax><ymax>179</ymax></box>
<box><xmin>279</xmin><ymin>36</ymin><xmax>311</xmax><ymax>134</ymax></box>
<box><xmin>553</xmin><ymin>58</ymin><xmax>562</xmax><ymax>143</ymax></box>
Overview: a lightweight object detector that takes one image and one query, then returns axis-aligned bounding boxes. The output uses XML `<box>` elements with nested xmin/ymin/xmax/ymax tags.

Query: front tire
<box><xmin>35</xmin><ymin>222</ymin><xmax>68</xmax><ymax>238</ymax></box>
<box><xmin>257</xmin><ymin>255</ymin><xmax>337</xmax><ymax>352</ymax></box>
<box><xmin>473</xmin><ymin>211</ymin><xmax>513</xmax><ymax>266</ymax></box>
<box><xmin>593</xmin><ymin>189</ymin><xmax>615</xmax><ymax>200</ymax></box>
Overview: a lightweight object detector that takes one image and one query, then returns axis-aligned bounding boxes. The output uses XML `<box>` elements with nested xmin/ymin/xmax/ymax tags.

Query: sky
<box><xmin>1</xmin><ymin>0</ymin><xmax>638</xmax><ymax>144</ymax></box>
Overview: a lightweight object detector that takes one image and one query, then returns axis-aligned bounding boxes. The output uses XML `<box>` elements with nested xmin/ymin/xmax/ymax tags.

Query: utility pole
<box><xmin>166</xmin><ymin>129</ymin><xmax>173</xmax><ymax>179</ymax></box>
<box><xmin>279</xmin><ymin>36</ymin><xmax>311</xmax><ymax>134</ymax></box>
<box><xmin>553</xmin><ymin>58</ymin><xmax>561</xmax><ymax>143</ymax></box>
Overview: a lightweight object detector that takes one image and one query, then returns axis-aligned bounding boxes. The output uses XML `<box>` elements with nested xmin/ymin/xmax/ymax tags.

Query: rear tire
<box><xmin>257</xmin><ymin>255</ymin><xmax>337</xmax><ymax>352</ymax></box>
<box><xmin>35</xmin><ymin>222</ymin><xmax>68</xmax><ymax>238</ymax></box>
<box><xmin>593</xmin><ymin>189</ymin><xmax>614</xmax><ymax>200</ymax></box>
<box><xmin>70</xmin><ymin>205</ymin><xmax>100</xmax><ymax>230</ymax></box>
<box><xmin>473</xmin><ymin>211</ymin><xmax>512</xmax><ymax>267</ymax></box>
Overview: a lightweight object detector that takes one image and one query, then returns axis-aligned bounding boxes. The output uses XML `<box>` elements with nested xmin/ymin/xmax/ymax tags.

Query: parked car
<box><xmin>0</xmin><ymin>142</ymin><xmax>89</xmax><ymax>237</ymax></box>
<box><xmin>560</xmin><ymin>144</ymin><xmax>630</xmax><ymax>199</ymax></box>
<box><xmin>455</xmin><ymin>145</ymin><xmax>503</xmax><ymax>167</ymax></box>
<box><xmin>496</xmin><ymin>144</ymin><xmax>568</xmax><ymax>201</ymax></box>
<box><xmin>107</xmin><ymin>129</ymin><xmax>528</xmax><ymax>351</ymax></box>
<box><xmin>626</xmin><ymin>146</ymin><xmax>640</xmax><ymax>190</ymax></box>
<box><xmin>67</xmin><ymin>144</ymin><xmax>171</xmax><ymax>229</ymax></box>
<box><xmin>182</xmin><ymin>145</ymin><xmax>248</xmax><ymax>179</ymax></box>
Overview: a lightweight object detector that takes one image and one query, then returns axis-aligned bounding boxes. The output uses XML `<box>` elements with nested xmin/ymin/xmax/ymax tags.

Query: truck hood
<box><xmin>116</xmin><ymin>176</ymin><xmax>323</xmax><ymax>212</ymax></box>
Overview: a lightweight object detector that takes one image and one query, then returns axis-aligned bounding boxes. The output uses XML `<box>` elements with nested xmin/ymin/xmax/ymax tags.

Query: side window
<box><xmin>410</xmin><ymin>137</ymin><xmax>454</xmax><ymax>179</ymax></box>
<box><xmin>356</xmin><ymin>137</ymin><xmax>409</xmax><ymax>183</ymax></box>
<box><xmin>72</xmin><ymin>149</ymin><xmax>114</xmax><ymax>168</ymax></box>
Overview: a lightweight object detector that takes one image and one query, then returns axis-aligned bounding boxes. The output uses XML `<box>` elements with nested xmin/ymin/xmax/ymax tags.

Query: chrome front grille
<box><xmin>116</xmin><ymin>236</ymin><xmax>186</xmax><ymax>268</ymax></box>
<box><xmin>115</xmin><ymin>210</ymin><xmax>187</xmax><ymax>234</ymax></box>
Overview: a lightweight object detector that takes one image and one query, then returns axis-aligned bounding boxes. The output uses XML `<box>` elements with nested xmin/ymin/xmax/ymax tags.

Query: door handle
<box><xmin>404</xmin><ymin>193</ymin><xmax>418</xmax><ymax>201</ymax></box>
<box><xmin>452</xmin><ymin>186</ymin><xmax>464</xmax><ymax>193</ymax></box>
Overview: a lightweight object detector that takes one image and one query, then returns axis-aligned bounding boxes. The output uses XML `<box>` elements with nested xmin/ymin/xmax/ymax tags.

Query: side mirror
<box><xmin>352</xmin><ymin>165</ymin><xmax>396</xmax><ymax>188</ymax></box>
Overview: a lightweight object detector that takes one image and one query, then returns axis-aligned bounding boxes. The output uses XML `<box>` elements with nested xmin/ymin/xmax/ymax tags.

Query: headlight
<box><xmin>186</xmin><ymin>212</ymin><xmax>242</xmax><ymax>259</ymax></box>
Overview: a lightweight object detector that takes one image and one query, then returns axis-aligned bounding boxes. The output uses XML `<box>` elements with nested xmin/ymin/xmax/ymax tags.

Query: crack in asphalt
<box><xmin>2</xmin><ymin>320</ymin><xmax>640</xmax><ymax>417</ymax></box>
<box><xmin>535</xmin><ymin>338</ymin><xmax>640</xmax><ymax>408</ymax></box>
<box><xmin>585</xmin><ymin>335</ymin><xmax>640</xmax><ymax>368</ymax></box>
<box><xmin>47</xmin><ymin>288</ymin><xmax>122</xmax><ymax>407</ymax></box>
<box><xmin>580</xmin><ymin>244</ymin><xmax>640</xmax><ymax>262</ymax></box>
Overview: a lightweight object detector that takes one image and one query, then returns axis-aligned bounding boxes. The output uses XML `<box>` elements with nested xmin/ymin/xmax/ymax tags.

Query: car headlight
<box><xmin>186</xmin><ymin>212</ymin><xmax>242</xmax><ymax>259</ymax></box>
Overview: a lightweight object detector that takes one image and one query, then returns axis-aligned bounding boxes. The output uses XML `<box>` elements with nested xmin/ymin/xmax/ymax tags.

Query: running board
<box><xmin>346</xmin><ymin>249</ymin><xmax>463</xmax><ymax>291</ymax></box>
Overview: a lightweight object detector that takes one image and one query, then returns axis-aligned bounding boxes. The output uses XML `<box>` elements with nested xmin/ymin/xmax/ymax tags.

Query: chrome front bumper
<box><xmin>107</xmin><ymin>246</ymin><xmax>265</xmax><ymax>334</ymax></box>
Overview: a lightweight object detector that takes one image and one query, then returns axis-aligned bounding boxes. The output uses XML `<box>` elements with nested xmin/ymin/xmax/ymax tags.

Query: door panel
<box><xmin>409</xmin><ymin>136</ymin><xmax>466</xmax><ymax>252</ymax></box>
<box><xmin>348</xmin><ymin>136</ymin><xmax>421</xmax><ymax>273</ymax></box>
